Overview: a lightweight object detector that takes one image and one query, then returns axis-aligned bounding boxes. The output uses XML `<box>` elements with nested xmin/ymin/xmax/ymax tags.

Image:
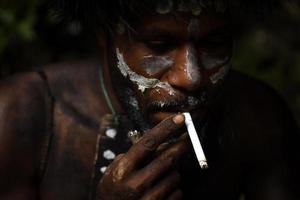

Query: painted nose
<box><xmin>161</xmin><ymin>45</ymin><xmax>201</xmax><ymax>91</ymax></box>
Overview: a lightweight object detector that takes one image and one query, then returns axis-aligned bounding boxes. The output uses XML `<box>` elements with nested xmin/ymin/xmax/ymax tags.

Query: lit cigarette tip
<box><xmin>183</xmin><ymin>112</ymin><xmax>208</xmax><ymax>170</ymax></box>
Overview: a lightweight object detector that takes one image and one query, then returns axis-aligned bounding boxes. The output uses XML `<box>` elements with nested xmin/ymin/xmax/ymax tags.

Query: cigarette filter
<box><xmin>183</xmin><ymin>112</ymin><xmax>208</xmax><ymax>169</ymax></box>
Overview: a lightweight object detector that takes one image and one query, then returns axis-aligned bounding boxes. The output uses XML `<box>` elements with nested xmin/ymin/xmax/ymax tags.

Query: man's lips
<box><xmin>146</xmin><ymin>102</ymin><xmax>198</xmax><ymax>114</ymax></box>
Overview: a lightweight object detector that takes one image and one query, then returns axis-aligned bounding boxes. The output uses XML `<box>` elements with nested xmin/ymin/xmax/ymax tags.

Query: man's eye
<box><xmin>144</xmin><ymin>40</ymin><xmax>175</xmax><ymax>53</ymax></box>
<box><xmin>199</xmin><ymin>36</ymin><xmax>232</xmax><ymax>48</ymax></box>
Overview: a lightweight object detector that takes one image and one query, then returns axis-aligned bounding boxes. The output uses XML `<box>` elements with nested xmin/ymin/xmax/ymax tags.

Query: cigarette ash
<box><xmin>116</xmin><ymin>48</ymin><xmax>175</xmax><ymax>95</ymax></box>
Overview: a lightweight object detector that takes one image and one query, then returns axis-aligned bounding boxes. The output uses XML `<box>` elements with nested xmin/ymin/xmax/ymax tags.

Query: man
<box><xmin>0</xmin><ymin>0</ymin><xmax>299</xmax><ymax>199</ymax></box>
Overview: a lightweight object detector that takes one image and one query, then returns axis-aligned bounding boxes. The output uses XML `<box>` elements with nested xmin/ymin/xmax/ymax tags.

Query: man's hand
<box><xmin>96</xmin><ymin>114</ymin><xmax>189</xmax><ymax>200</ymax></box>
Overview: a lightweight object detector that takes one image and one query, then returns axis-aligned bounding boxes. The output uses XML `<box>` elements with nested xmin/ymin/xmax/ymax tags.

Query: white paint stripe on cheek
<box><xmin>201</xmin><ymin>52</ymin><xmax>230</xmax><ymax>70</ymax></box>
<box><xmin>185</xmin><ymin>48</ymin><xmax>201</xmax><ymax>84</ymax></box>
<box><xmin>141</xmin><ymin>55</ymin><xmax>174</xmax><ymax>76</ymax></box>
<box><xmin>209</xmin><ymin>64</ymin><xmax>230</xmax><ymax>84</ymax></box>
<box><xmin>116</xmin><ymin>48</ymin><xmax>176</xmax><ymax>95</ymax></box>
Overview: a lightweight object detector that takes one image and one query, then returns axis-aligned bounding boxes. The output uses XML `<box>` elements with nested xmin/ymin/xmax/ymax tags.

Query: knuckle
<box><xmin>120</xmin><ymin>187</ymin><xmax>140</xmax><ymax>200</ymax></box>
<box><xmin>126</xmin><ymin>178</ymin><xmax>146</xmax><ymax>194</ymax></box>
<box><xmin>143</xmin><ymin>196</ymin><xmax>157</xmax><ymax>200</ymax></box>
<box><xmin>163</xmin><ymin>153</ymin><xmax>178</xmax><ymax>165</ymax></box>
<box><xmin>111</xmin><ymin>160</ymin><xmax>130</xmax><ymax>182</ymax></box>
<box><xmin>142</xmin><ymin>137</ymin><xmax>157</xmax><ymax>151</ymax></box>
<box><xmin>115</xmin><ymin>153</ymin><xmax>125</xmax><ymax>160</ymax></box>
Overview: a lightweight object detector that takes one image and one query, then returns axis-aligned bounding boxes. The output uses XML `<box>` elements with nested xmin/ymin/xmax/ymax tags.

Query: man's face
<box><xmin>113</xmin><ymin>11</ymin><xmax>232</xmax><ymax>125</ymax></box>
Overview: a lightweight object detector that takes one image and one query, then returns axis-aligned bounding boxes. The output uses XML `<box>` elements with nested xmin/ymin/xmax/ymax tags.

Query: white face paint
<box><xmin>140</xmin><ymin>55</ymin><xmax>174</xmax><ymax>76</ymax></box>
<box><xmin>116</xmin><ymin>48</ymin><xmax>176</xmax><ymax>95</ymax></box>
<box><xmin>209</xmin><ymin>64</ymin><xmax>230</xmax><ymax>84</ymax></box>
<box><xmin>156</xmin><ymin>0</ymin><xmax>173</xmax><ymax>14</ymax></box>
<box><xmin>201</xmin><ymin>52</ymin><xmax>230</xmax><ymax>70</ymax></box>
<box><xmin>188</xmin><ymin>19</ymin><xmax>201</xmax><ymax>38</ymax></box>
<box><xmin>185</xmin><ymin>47</ymin><xmax>201</xmax><ymax>84</ymax></box>
<box><xmin>176</xmin><ymin>1</ymin><xmax>203</xmax><ymax>15</ymax></box>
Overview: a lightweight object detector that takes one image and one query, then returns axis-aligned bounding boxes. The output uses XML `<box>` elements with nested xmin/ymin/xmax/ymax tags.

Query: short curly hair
<box><xmin>51</xmin><ymin>0</ymin><xmax>285</xmax><ymax>32</ymax></box>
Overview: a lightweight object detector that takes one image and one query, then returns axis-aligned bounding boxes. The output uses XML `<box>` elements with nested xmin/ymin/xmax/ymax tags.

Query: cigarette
<box><xmin>183</xmin><ymin>112</ymin><xmax>208</xmax><ymax>169</ymax></box>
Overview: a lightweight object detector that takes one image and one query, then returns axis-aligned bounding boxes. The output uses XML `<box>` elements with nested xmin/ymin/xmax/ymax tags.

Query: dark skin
<box><xmin>97</xmin><ymin>12</ymin><xmax>232</xmax><ymax>200</ymax></box>
<box><xmin>113</xmin><ymin>12</ymin><xmax>232</xmax><ymax>124</ymax></box>
<box><xmin>0</xmin><ymin>8</ymin><xmax>299</xmax><ymax>200</ymax></box>
<box><xmin>98</xmin><ymin>114</ymin><xmax>188</xmax><ymax>200</ymax></box>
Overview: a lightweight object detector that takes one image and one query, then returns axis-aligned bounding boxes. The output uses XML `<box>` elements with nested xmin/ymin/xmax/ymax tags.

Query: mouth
<box><xmin>146</xmin><ymin>99</ymin><xmax>201</xmax><ymax>124</ymax></box>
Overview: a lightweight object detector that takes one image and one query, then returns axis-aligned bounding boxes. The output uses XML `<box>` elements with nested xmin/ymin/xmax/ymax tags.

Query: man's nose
<box><xmin>161</xmin><ymin>45</ymin><xmax>202</xmax><ymax>91</ymax></box>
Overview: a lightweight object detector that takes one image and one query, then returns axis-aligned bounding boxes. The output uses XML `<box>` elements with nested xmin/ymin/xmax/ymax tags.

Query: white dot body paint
<box><xmin>210</xmin><ymin>64</ymin><xmax>230</xmax><ymax>84</ymax></box>
<box><xmin>103</xmin><ymin>150</ymin><xmax>116</xmax><ymax>160</ymax></box>
<box><xmin>140</xmin><ymin>55</ymin><xmax>174</xmax><ymax>76</ymax></box>
<box><xmin>105</xmin><ymin>128</ymin><xmax>117</xmax><ymax>139</ymax></box>
<box><xmin>185</xmin><ymin>47</ymin><xmax>201</xmax><ymax>84</ymax></box>
<box><xmin>201</xmin><ymin>52</ymin><xmax>230</xmax><ymax>70</ymax></box>
<box><xmin>100</xmin><ymin>166</ymin><xmax>107</xmax><ymax>173</ymax></box>
<box><xmin>183</xmin><ymin>112</ymin><xmax>208</xmax><ymax>169</ymax></box>
<box><xmin>116</xmin><ymin>48</ymin><xmax>176</xmax><ymax>95</ymax></box>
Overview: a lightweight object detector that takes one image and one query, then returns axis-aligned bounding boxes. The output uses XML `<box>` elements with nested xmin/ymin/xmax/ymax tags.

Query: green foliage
<box><xmin>233</xmin><ymin>5</ymin><xmax>300</xmax><ymax>124</ymax></box>
<box><xmin>0</xmin><ymin>0</ymin><xmax>38</xmax><ymax>56</ymax></box>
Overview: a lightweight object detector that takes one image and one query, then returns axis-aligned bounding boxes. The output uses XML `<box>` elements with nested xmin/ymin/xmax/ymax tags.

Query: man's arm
<box><xmin>0</xmin><ymin>72</ymin><xmax>50</xmax><ymax>199</ymax></box>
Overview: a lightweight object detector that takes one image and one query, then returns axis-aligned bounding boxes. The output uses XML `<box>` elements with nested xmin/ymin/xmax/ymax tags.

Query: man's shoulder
<box><xmin>223</xmin><ymin>70</ymin><xmax>298</xmax><ymax>157</ymax></box>
<box><xmin>42</xmin><ymin>60</ymin><xmax>110</xmax><ymax>127</ymax></box>
<box><xmin>42</xmin><ymin>60</ymin><xmax>100</xmax><ymax>95</ymax></box>
<box><xmin>1</xmin><ymin>60</ymin><xmax>111</xmax><ymax>129</ymax></box>
<box><xmin>225</xmin><ymin>70</ymin><xmax>287</xmax><ymax>112</ymax></box>
<box><xmin>0</xmin><ymin>71</ymin><xmax>49</xmax><ymax>110</ymax></box>
<box><xmin>223</xmin><ymin>69</ymin><xmax>296</xmax><ymax>141</ymax></box>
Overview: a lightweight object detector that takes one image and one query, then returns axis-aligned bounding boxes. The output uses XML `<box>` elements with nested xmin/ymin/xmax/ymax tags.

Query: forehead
<box><xmin>133</xmin><ymin>12</ymin><xmax>230</xmax><ymax>37</ymax></box>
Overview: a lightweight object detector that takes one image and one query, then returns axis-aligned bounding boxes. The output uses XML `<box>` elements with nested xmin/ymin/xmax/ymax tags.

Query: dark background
<box><xmin>0</xmin><ymin>1</ymin><xmax>299</xmax><ymax>126</ymax></box>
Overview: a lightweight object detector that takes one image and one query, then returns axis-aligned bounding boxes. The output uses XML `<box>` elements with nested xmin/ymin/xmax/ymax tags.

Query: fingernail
<box><xmin>172</xmin><ymin>114</ymin><xmax>185</xmax><ymax>124</ymax></box>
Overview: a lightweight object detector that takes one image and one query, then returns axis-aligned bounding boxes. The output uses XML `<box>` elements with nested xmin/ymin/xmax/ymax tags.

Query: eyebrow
<box><xmin>138</xmin><ymin>27</ymin><xmax>179</xmax><ymax>36</ymax></box>
<box><xmin>135</xmin><ymin>28</ymin><xmax>181</xmax><ymax>40</ymax></box>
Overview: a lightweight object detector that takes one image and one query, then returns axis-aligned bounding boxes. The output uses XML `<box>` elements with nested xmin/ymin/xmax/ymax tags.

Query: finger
<box><xmin>139</xmin><ymin>171</ymin><xmax>180</xmax><ymax>200</ymax></box>
<box><xmin>166</xmin><ymin>190</ymin><xmax>183</xmax><ymax>200</ymax></box>
<box><xmin>101</xmin><ymin>153</ymin><xmax>132</xmax><ymax>183</ymax></box>
<box><xmin>155</xmin><ymin>132</ymin><xmax>189</xmax><ymax>156</ymax></box>
<box><xmin>125</xmin><ymin>114</ymin><xmax>185</xmax><ymax>169</ymax></box>
<box><xmin>127</xmin><ymin>136</ymin><xmax>189</xmax><ymax>189</ymax></box>
<box><xmin>104</xmin><ymin>153</ymin><xmax>125</xmax><ymax>175</ymax></box>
